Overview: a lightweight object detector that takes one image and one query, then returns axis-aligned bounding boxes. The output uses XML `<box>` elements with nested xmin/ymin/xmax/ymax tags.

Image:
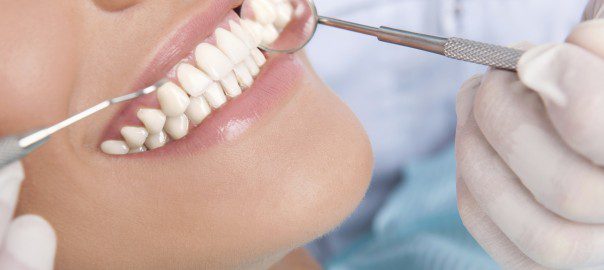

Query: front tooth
<box><xmin>120</xmin><ymin>126</ymin><xmax>149</xmax><ymax>148</ymax></box>
<box><xmin>203</xmin><ymin>83</ymin><xmax>228</xmax><ymax>108</ymax></box>
<box><xmin>229</xmin><ymin>20</ymin><xmax>256</xmax><ymax>49</ymax></box>
<box><xmin>186</xmin><ymin>96</ymin><xmax>212</xmax><ymax>125</ymax></box>
<box><xmin>157</xmin><ymin>82</ymin><xmax>190</xmax><ymax>117</ymax></box>
<box><xmin>165</xmin><ymin>114</ymin><xmax>189</xmax><ymax>140</ymax></box>
<box><xmin>177</xmin><ymin>63</ymin><xmax>213</xmax><ymax>97</ymax></box>
<box><xmin>250</xmin><ymin>0</ymin><xmax>277</xmax><ymax>25</ymax></box>
<box><xmin>129</xmin><ymin>146</ymin><xmax>147</xmax><ymax>154</ymax></box>
<box><xmin>251</xmin><ymin>48</ymin><xmax>267</xmax><ymax>67</ymax></box>
<box><xmin>145</xmin><ymin>131</ymin><xmax>168</xmax><ymax>149</ymax></box>
<box><xmin>244</xmin><ymin>56</ymin><xmax>260</xmax><ymax>76</ymax></box>
<box><xmin>216</xmin><ymin>28</ymin><xmax>250</xmax><ymax>64</ymax></box>
<box><xmin>234</xmin><ymin>63</ymin><xmax>254</xmax><ymax>88</ymax></box>
<box><xmin>137</xmin><ymin>108</ymin><xmax>167</xmax><ymax>134</ymax></box>
<box><xmin>261</xmin><ymin>24</ymin><xmax>280</xmax><ymax>45</ymax></box>
<box><xmin>101</xmin><ymin>140</ymin><xmax>129</xmax><ymax>155</ymax></box>
<box><xmin>274</xmin><ymin>2</ymin><xmax>293</xmax><ymax>29</ymax></box>
<box><xmin>241</xmin><ymin>19</ymin><xmax>265</xmax><ymax>46</ymax></box>
<box><xmin>220</xmin><ymin>72</ymin><xmax>242</xmax><ymax>97</ymax></box>
<box><xmin>195</xmin><ymin>43</ymin><xmax>234</xmax><ymax>81</ymax></box>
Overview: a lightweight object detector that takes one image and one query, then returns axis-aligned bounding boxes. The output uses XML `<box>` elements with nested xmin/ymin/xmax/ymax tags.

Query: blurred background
<box><xmin>304</xmin><ymin>0</ymin><xmax>587</xmax><ymax>269</ymax></box>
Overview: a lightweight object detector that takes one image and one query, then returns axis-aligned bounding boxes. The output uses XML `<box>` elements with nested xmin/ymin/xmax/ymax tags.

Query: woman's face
<box><xmin>1</xmin><ymin>0</ymin><xmax>373</xmax><ymax>269</ymax></box>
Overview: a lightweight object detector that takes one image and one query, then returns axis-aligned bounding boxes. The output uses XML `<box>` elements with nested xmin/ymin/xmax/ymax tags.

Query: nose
<box><xmin>92</xmin><ymin>0</ymin><xmax>143</xmax><ymax>11</ymax></box>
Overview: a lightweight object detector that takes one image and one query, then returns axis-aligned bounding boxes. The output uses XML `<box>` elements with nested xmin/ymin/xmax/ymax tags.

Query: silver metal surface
<box><xmin>377</xmin><ymin>26</ymin><xmax>447</xmax><ymax>54</ymax></box>
<box><xmin>444</xmin><ymin>37</ymin><xmax>523</xmax><ymax>70</ymax></box>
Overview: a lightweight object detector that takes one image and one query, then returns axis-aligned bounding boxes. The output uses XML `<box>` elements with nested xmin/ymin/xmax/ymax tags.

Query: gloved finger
<box><xmin>455</xmin><ymin>74</ymin><xmax>483</xmax><ymax>129</ymax></box>
<box><xmin>457</xmin><ymin>177</ymin><xmax>545</xmax><ymax>270</ymax></box>
<box><xmin>518</xmin><ymin>43</ymin><xmax>604</xmax><ymax>166</ymax></box>
<box><xmin>0</xmin><ymin>215</ymin><xmax>56</xmax><ymax>270</ymax></box>
<box><xmin>0</xmin><ymin>162</ymin><xmax>25</xmax><ymax>242</ymax></box>
<box><xmin>582</xmin><ymin>0</ymin><xmax>604</xmax><ymax>21</ymax></box>
<box><xmin>474</xmin><ymin>68</ymin><xmax>604</xmax><ymax>224</ymax></box>
<box><xmin>458</xmin><ymin>111</ymin><xmax>604</xmax><ymax>269</ymax></box>
<box><xmin>567</xmin><ymin>18</ymin><xmax>604</xmax><ymax>59</ymax></box>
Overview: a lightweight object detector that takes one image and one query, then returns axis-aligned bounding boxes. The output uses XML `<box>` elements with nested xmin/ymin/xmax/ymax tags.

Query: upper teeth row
<box><xmin>100</xmin><ymin>4</ymin><xmax>293</xmax><ymax>155</ymax></box>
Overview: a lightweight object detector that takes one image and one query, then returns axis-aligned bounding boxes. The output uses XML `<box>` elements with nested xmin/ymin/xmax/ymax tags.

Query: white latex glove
<box><xmin>0</xmin><ymin>162</ymin><xmax>56</xmax><ymax>270</ymax></box>
<box><xmin>456</xmin><ymin>1</ymin><xmax>604</xmax><ymax>269</ymax></box>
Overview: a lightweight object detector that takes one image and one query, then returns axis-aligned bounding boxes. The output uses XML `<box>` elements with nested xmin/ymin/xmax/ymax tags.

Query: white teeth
<box><xmin>157</xmin><ymin>82</ymin><xmax>190</xmax><ymax>117</ymax></box>
<box><xmin>203</xmin><ymin>82</ymin><xmax>228</xmax><ymax>108</ymax></box>
<box><xmin>261</xmin><ymin>24</ymin><xmax>280</xmax><ymax>45</ymax></box>
<box><xmin>186</xmin><ymin>96</ymin><xmax>212</xmax><ymax>125</ymax></box>
<box><xmin>129</xmin><ymin>146</ymin><xmax>147</xmax><ymax>154</ymax></box>
<box><xmin>165</xmin><ymin>114</ymin><xmax>189</xmax><ymax>140</ymax></box>
<box><xmin>274</xmin><ymin>2</ymin><xmax>293</xmax><ymax>29</ymax></box>
<box><xmin>195</xmin><ymin>43</ymin><xmax>234</xmax><ymax>81</ymax></box>
<box><xmin>101</xmin><ymin>140</ymin><xmax>130</xmax><ymax>155</ymax></box>
<box><xmin>244</xmin><ymin>56</ymin><xmax>260</xmax><ymax>76</ymax></box>
<box><xmin>145</xmin><ymin>131</ymin><xmax>168</xmax><ymax>150</ymax></box>
<box><xmin>229</xmin><ymin>20</ymin><xmax>256</xmax><ymax>49</ymax></box>
<box><xmin>251</xmin><ymin>48</ymin><xmax>267</xmax><ymax>67</ymax></box>
<box><xmin>220</xmin><ymin>72</ymin><xmax>243</xmax><ymax>97</ymax></box>
<box><xmin>250</xmin><ymin>0</ymin><xmax>278</xmax><ymax>25</ymax></box>
<box><xmin>241</xmin><ymin>19</ymin><xmax>265</xmax><ymax>46</ymax></box>
<box><xmin>120</xmin><ymin>126</ymin><xmax>149</xmax><ymax>148</ymax></box>
<box><xmin>216</xmin><ymin>28</ymin><xmax>250</xmax><ymax>64</ymax></box>
<box><xmin>177</xmin><ymin>63</ymin><xmax>213</xmax><ymax>97</ymax></box>
<box><xmin>234</xmin><ymin>63</ymin><xmax>254</xmax><ymax>88</ymax></box>
<box><xmin>137</xmin><ymin>109</ymin><xmax>167</xmax><ymax>134</ymax></box>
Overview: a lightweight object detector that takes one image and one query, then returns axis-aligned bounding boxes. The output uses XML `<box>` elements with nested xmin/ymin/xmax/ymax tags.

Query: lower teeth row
<box><xmin>100</xmin><ymin>1</ymin><xmax>294</xmax><ymax>155</ymax></box>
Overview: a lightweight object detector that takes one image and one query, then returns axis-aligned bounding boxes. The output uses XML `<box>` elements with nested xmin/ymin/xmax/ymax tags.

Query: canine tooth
<box><xmin>220</xmin><ymin>72</ymin><xmax>242</xmax><ymax>97</ymax></box>
<box><xmin>158</xmin><ymin>82</ymin><xmax>190</xmax><ymax>117</ymax></box>
<box><xmin>145</xmin><ymin>131</ymin><xmax>168</xmax><ymax>149</ymax></box>
<box><xmin>186</xmin><ymin>96</ymin><xmax>212</xmax><ymax>125</ymax></box>
<box><xmin>101</xmin><ymin>140</ymin><xmax>129</xmax><ymax>155</ymax></box>
<box><xmin>274</xmin><ymin>2</ymin><xmax>293</xmax><ymax>29</ymax></box>
<box><xmin>177</xmin><ymin>64</ymin><xmax>213</xmax><ymax>97</ymax></box>
<box><xmin>234</xmin><ymin>63</ymin><xmax>254</xmax><ymax>88</ymax></box>
<box><xmin>250</xmin><ymin>0</ymin><xmax>277</xmax><ymax>25</ymax></box>
<box><xmin>165</xmin><ymin>114</ymin><xmax>189</xmax><ymax>140</ymax></box>
<box><xmin>203</xmin><ymin>83</ymin><xmax>228</xmax><ymax>108</ymax></box>
<box><xmin>195</xmin><ymin>43</ymin><xmax>234</xmax><ymax>81</ymax></box>
<box><xmin>245</xmin><ymin>56</ymin><xmax>260</xmax><ymax>76</ymax></box>
<box><xmin>120</xmin><ymin>126</ymin><xmax>149</xmax><ymax>148</ymax></box>
<box><xmin>241</xmin><ymin>19</ymin><xmax>265</xmax><ymax>46</ymax></box>
<box><xmin>229</xmin><ymin>20</ymin><xmax>256</xmax><ymax>49</ymax></box>
<box><xmin>251</xmin><ymin>48</ymin><xmax>266</xmax><ymax>67</ymax></box>
<box><xmin>261</xmin><ymin>24</ymin><xmax>280</xmax><ymax>45</ymax></box>
<box><xmin>216</xmin><ymin>28</ymin><xmax>250</xmax><ymax>64</ymax></box>
<box><xmin>137</xmin><ymin>109</ymin><xmax>167</xmax><ymax>134</ymax></box>
<box><xmin>129</xmin><ymin>146</ymin><xmax>147</xmax><ymax>154</ymax></box>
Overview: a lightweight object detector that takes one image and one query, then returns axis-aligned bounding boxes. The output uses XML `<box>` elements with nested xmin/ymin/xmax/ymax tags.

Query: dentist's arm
<box><xmin>456</xmin><ymin>0</ymin><xmax>604</xmax><ymax>268</ymax></box>
<box><xmin>0</xmin><ymin>162</ymin><xmax>56</xmax><ymax>270</ymax></box>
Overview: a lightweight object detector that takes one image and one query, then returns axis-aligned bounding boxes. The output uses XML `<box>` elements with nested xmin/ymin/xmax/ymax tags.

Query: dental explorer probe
<box><xmin>0</xmin><ymin>79</ymin><xmax>168</xmax><ymax>169</ymax></box>
<box><xmin>317</xmin><ymin>16</ymin><xmax>524</xmax><ymax>71</ymax></box>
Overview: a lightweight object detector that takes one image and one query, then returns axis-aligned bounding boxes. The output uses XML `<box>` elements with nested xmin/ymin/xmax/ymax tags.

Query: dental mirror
<box><xmin>240</xmin><ymin>0</ymin><xmax>524</xmax><ymax>70</ymax></box>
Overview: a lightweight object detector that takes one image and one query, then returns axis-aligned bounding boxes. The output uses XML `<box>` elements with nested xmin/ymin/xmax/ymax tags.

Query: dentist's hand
<box><xmin>456</xmin><ymin>1</ymin><xmax>604</xmax><ymax>268</ymax></box>
<box><xmin>0</xmin><ymin>162</ymin><xmax>56</xmax><ymax>270</ymax></box>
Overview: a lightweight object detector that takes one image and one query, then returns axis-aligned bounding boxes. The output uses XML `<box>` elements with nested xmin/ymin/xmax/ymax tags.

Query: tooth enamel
<box><xmin>203</xmin><ymin>82</ymin><xmax>228</xmax><ymax>108</ymax></box>
<box><xmin>137</xmin><ymin>108</ymin><xmax>167</xmax><ymax>134</ymax></box>
<box><xmin>216</xmin><ymin>28</ymin><xmax>250</xmax><ymax>64</ymax></box>
<box><xmin>220</xmin><ymin>72</ymin><xmax>243</xmax><ymax>97</ymax></box>
<box><xmin>120</xmin><ymin>126</ymin><xmax>149</xmax><ymax>148</ymax></box>
<box><xmin>241</xmin><ymin>19</ymin><xmax>265</xmax><ymax>46</ymax></box>
<box><xmin>244</xmin><ymin>56</ymin><xmax>260</xmax><ymax>76</ymax></box>
<box><xmin>229</xmin><ymin>20</ymin><xmax>256</xmax><ymax>49</ymax></box>
<box><xmin>195</xmin><ymin>43</ymin><xmax>234</xmax><ymax>81</ymax></box>
<box><xmin>177</xmin><ymin>63</ymin><xmax>213</xmax><ymax>97</ymax></box>
<box><xmin>165</xmin><ymin>114</ymin><xmax>189</xmax><ymax>140</ymax></box>
<box><xmin>157</xmin><ymin>82</ymin><xmax>190</xmax><ymax>117</ymax></box>
<box><xmin>274</xmin><ymin>2</ymin><xmax>293</xmax><ymax>29</ymax></box>
<box><xmin>234</xmin><ymin>63</ymin><xmax>254</xmax><ymax>88</ymax></box>
<box><xmin>145</xmin><ymin>131</ymin><xmax>168</xmax><ymax>150</ymax></box>
<box><xmin>101</xmin><ymin>140</ymin><xmax>130</xmax><ymax>155</ymax></box>
<box><xmin>251</xmin><ymin>48</ymin><xmax>267</xmax><ymax>67</ymax></box>
<box><xmin>250</xmin><ymin>0</ymin><xmax>278</xmax><ymax>25</ymax></box>
<box><xmin>129</xmin><ymin>146</ymin><xmax>147</xmax><ymax>154</ymax></box>
<box><xmin>261</xmin><ymin>24</ymin><xmax>280</xmax><ymax>45</ymax></box>
<box><xmin>186</xmin><ymin>96</ymin><xmax>212</xmax><ymax>125</ymax></box>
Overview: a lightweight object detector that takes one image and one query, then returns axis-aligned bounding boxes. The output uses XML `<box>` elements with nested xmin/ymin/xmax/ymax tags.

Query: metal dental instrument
<box><xmin>0</xmin><ymin>79</ymin><xmax>167</xmax><ymax>169</ymax></box>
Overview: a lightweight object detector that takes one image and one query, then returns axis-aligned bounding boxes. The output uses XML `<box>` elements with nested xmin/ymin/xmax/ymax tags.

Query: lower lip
<box><xmin>116</xmin><ymin>53</ymin><xmax>304</xmax><ymax>158</ymax></box>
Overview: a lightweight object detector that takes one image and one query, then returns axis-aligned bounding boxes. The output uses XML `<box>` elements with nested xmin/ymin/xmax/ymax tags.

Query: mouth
<box><xmin>99</xmin><ymin>0</ymin><xmax>302</xmax><ymax>156</ymax></box>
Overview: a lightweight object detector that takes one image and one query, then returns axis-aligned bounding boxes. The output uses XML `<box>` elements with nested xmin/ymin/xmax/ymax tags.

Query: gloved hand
<box><xmin>455</xmin><ymin>0</ymin><xmax>604</xmax><ymax>268</ymax></box>
<box><xmin>0</xmin><ymin>162</ymin><xmax>56</xmax><ymax>270</ymax></box>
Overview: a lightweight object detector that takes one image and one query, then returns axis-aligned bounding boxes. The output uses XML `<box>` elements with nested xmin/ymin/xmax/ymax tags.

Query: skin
<box><xmin>0</xmin><ymin>0</ymin><xmax>373</xmax><ymax>269</ymax></box>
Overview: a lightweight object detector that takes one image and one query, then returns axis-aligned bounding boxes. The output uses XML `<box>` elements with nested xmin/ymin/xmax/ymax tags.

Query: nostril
<box><xmin>92</xmin><ymin>0</ymin><xmax>141</xmax><ymax>12</ymax></box>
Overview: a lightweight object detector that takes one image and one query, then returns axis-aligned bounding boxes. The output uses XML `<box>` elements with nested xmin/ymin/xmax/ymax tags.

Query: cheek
<box><xmin>0</xmin><ymin>2</ymin><xmax>79</xmax><ymax>133</ymax></box>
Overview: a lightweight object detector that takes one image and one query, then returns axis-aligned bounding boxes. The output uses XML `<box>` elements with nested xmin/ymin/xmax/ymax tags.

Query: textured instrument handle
<box><xmin>444</xmin><ymin>37</ymin><xmax>524</xmax><ymax>71</ymax></box>
<box><xmin>0</xmin><ymin>136</ymin><xmax>25</xmax><ymax>169</ymax></box>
